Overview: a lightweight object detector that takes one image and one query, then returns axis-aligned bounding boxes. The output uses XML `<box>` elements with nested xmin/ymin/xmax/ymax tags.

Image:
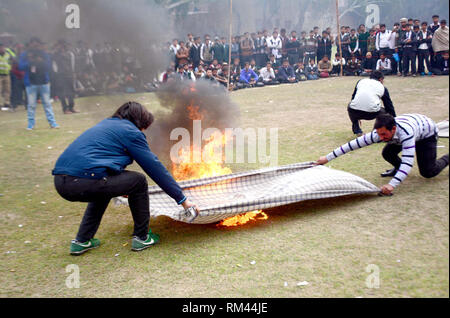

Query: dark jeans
<box><xmin>417</xmin><ymin>49</ymin><xmax>431</xmax><ymax>73</ymax></box>
<box><xmin>59</xmin><ymin>76</ymin><xmax>76</xmax><ymax>112</ymax></box>
<box><xmin>348</xmin><ymin>106</ymin><xmax>386</xmax><ymax>134</ymax></box>
<box><xmin>402</xmin><ymin>48</ymin><xmax>416</xmax><ymax>75</ymax></box>
<box><xmin>382</xmin><ymin>135</ymin><xmax>449</xmax><ymax>178</ymax></box>
<box><xmin>54</xmin><ymin>171</ymin><xmax>150</xmax><ymax>242</ymax></box>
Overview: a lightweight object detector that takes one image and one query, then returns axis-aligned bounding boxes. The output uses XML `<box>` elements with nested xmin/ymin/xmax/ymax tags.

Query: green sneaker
<box><xmin>131</xmin><ymin>230</ymin><xmax>160</xmax><ymax>251</ymax></box>
<box><xmin>70</xmin><ymin>238</ymin><xmax>100</xmax><ymax>255</ymax></box>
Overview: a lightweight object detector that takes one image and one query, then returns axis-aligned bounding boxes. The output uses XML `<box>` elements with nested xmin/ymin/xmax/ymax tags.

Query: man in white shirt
<box><xmin>376</xmin><ymin>24</ymin><xmax>394</xmax><ymax>57</ymax></box>
<box><xmin>347</xmin><ymin>71</ymin><xmax>396</xmax><ymax>136</ymax></box>
<box><xmin>417</xmin><ymin>22</ymin><xmax>433</xmax><ymax>75</ymax></box>
<box><xmin>266</xmin><ymin>31</ymin><xmax>282</xmax><ymax>61</ymax></box>
<box><xmin>376</xmin><ymin>53</ymin><xmax>392</xmax><ymax>75</ymax></box>
<box><xmin>259</xmin><ymin>62</ymin><xmax>278</xmax><ymax>85</ymax></box>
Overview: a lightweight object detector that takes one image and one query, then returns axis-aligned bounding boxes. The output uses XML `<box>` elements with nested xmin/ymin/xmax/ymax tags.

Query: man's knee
<box><xmin>419</xmin><ymin>169</ymin><xmax>436</xmax><ymax>179</ymax></box>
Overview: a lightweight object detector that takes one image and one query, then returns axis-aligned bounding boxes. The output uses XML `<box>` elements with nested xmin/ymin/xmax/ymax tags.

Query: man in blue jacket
<box><xmin>19</xmin><ymin>37</ymin><xmax>59</xmax><ymax>130</ymax></box>
<box><xmin>277</xmin><ymin>59</ymin><xmax>297</xmax><ymax>83</ymax></box>
<box><xmin>239</xmin><ymin>61</ymin><xmax>259</xmax><ymax>87</ymax></box>
<box><xmin>53</xmin><ymin>102</ymin><xmax>198</xmax><ymax>255</ymax></box>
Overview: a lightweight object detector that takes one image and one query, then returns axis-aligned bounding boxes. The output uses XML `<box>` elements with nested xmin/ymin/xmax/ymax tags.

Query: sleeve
<box><xmin>375</xmin><ymin>34</ymin><xmax>380</xmax><ymax>51</ymax></box>
<box><xmin>326</xmin><ymin>130</ymin><xmax>381</xmax><ymax>162</ymax></box>
<box><xmin>125</xmin><ymin>132</ymin><xmax>186</xmax><ymax>204</ymax></box>
<box><xmin>381</xmin><ymin>87</ymin><xmax>396</xmax><ymax>117</ymax></box>
<box><xmin>389</xmin><ymin>130</ymin><xmax>416</xmax><ymax>188</ymax></box>
<box><xmin>351</xmin><ymin>80</ymin><xmax>360</xmax><ymax>100</ymax></box>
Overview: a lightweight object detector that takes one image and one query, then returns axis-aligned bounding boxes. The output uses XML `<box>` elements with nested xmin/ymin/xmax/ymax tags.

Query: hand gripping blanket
<box><xmin>115</xmin><ymin>162</ymin><xmax>380</xmax><ymax>224</ymax></box>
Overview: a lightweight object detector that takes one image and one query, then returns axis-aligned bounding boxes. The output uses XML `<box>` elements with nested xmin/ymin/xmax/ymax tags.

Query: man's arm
<box><xmin>125</xmin><ymin>132</ymin><xmax>186</xmax><ymax>204</ymax></box>
<box><xmin>381</xmin><ymin>87</ymin><xmax>396</xmax><ymax>117</ymax></box>
<box><xmin>317</xmin><ymin>130</ymin><xmax>381</xmax><ymax>164</ymax></box>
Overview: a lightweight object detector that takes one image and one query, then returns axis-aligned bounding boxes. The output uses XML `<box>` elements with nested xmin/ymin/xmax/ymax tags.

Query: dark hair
<box><xmin>432</xmin><ymin>15</ymin><xmax>439</xmax><ymax>18</ymax></box>
<box><xmin>374</xmin><ymin>114</ymin><xmax>396</xmax><ymax>130</ymax></box>
<box><xmin>422</xmin><ymin>21</ymin><xmax>428</xmax><ymax>26</ymax></box>
<box><xmin>380</xmin><ymin>24</ymin><xmax>386</xmax><ymax>28</ymax></box>
<box><xmin>112</xmin><ymin>102</ymin><xmax>154</xmax><ymax>130</ymax></box>
<box><xmin>370</xmin><ymin>70</ymin><xmax>384</xmax><ymax>81</ymax></box>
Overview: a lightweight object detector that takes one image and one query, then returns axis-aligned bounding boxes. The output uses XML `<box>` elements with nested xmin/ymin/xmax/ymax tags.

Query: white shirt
<box><xmin>266</xmin><ymin>36</ymin><xmax>282</xmax><ymax>58</ymax></box>
<box><xmin>376</xmin><ymin>58</ymin><xmax>391</xmax><ymax>71</ymax></box>
<box><xmin>376</xmin><ymin>30</ymin><xmax>393</xmax><ymax>50</ymax></box>
<box><xmin>349</xmin><ymin>78</ymin><xmax>386</xmax><ymax>113</ymax></box>
<box><xmin>259</xmin><ymin>67</ymin><xmax>276</xmax><ymax>81</ymax></box>
<box><xmin>418</xmin><ymin>31</ymin><xmax>430</xmax><ymax>50</ymax></box>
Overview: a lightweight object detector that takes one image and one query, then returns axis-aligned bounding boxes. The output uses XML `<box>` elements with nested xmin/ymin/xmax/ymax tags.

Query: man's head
<box><xmin>194</xmin><ymin>36</ymin><xmax>201</xmax><ymax>44</ymax></box>
<box><xmin>370</xmin><ymin>70</ymin><xmax>384</xmax><ymax>84</ymax></box>
<box><xmin>366</xmin><ymin>52</ymin><xmax>372</xmax><ymax>59</ymax></box>
<box><xmin>309</xmin><ymin>30</ymin><xmax>314</xmax><ymax>38</ymax></box>
<box><xmin>405</xmin><ymin>24</ymin><xmax>411</xmax><ymax>31</ymax></box>
<box><xmin>112</xmin><ymin>102</ymin><xmax>154</xmax><ymax>131</ymax></box>
<box><xmin>206</xmin><ymin>68</ymin><xmax>213</xmax><ymax>77</ymax></box>
<box><xmin>309</xmin><ymin>59</ymin><xmax>315</xmax><ymax>65</ymax></box>
<box><xmin>244</xmin><ymin>61</ymin><xmax>250</xmax><ymax>70</ymax></box>
<box><xmin>374</xmin><ymin>114</ymin><xmax>397</xmax><ymax>142</ymax></box>
<box><xmin>350</xmin><ymin>28</ymin><xmax>356</xmax><ymax>36</ymax></box>
<box><xmin>421</xmin><ymin>21</ymin><xmax>428</xmax><ymax>31</ymax></box>
<box><xmin>414</xmin><ymin>19</ymin><xmax>420</xmax><ymax>26</ymax></box>
<box><xmin>323</xmin><ymin>55</ymin><xmax>329</xmax><ymax>62</ymax></box>
<box><xmin>282</xmin><ymin>59</ymin><xmax>290</xmax><ymax>67</ymax></box>
<box><xmin>413</xmin><ymin>25</ymin><xmax>419</xmax><ymax>32</ymax></box>
<box><xmin>266</xmin><ymin>62</ymin><xmax>272</xmax><ymax>70</ymax></box>
<box><xmin>380</xmin><ymin>24</ymin><xmax>386</xmax><ymax>32</ymax></box>
<box><xmin>432</xmin><ymin>15</ymin><xmax>439</xmax><ymax>24</ymax></box>
<box><xmin>204</xmin><ymin>34</ymin><xmax>210</xmax><ymax>42</ymax></box>
<box><xmin>280</xmin><ymin>28</ymin><xmax>286</xmax><ymax>36</ymax></box>
<box><xmin>440</xmin><ymin>19</ymin><xmax>447</xmax><ymax>29</ymax></box>
<box><xmin>322</xmin><ymin>30</ymin><xmax>328</xmax><ymax>38</ymax></box>
<box><xmin>28</xmin><ymin>37</ymin><xmax>44</xmax><ymax>50</ymax></box>
<box><xmin>400</xmin><ymin>18</ymin><xmax>408</xmax><ymax>27</ymax></box>
<box><xmin>291</xmin><ymin>30</ymin><xmax>297</xmax><ymax>38</ymax></box>
<box><xmin>359</xmin><ymin>24</ymin><xmax>366</xmax><ymax>33</ymax></box>
<box><xmin>273</xmin><ymin>31</ymin><xmax>278</xmax><ymax>38</ymax></box>
<box><xmin>179</xmin><ymin>41</ymin><xmax>185</xmax><ymax>48</ymax></box>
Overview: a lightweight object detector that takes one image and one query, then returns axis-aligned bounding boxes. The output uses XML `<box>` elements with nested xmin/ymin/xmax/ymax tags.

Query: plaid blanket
<box><xmin>115</xmin><ymin>162</ymin><xmax>380</xmax><ymax>224</ymax></box>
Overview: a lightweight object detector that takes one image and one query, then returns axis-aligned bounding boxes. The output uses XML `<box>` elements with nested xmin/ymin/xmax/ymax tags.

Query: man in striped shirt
<box><xmin>316</xmin><ymin>113</ymin><xmax>449</xmax><ymax>195</ymax></box>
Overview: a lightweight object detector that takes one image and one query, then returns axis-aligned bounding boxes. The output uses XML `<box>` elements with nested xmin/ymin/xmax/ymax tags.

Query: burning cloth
<box><xmin>115</xmin><ymin>162</ymin><xmax>379</xmax><ymax>224</ymax></box>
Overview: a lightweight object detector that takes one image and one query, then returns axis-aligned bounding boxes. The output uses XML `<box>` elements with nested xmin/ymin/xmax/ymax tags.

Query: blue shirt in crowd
<box><xmin>52</xmin><ymin>117</ymin><xmax>186</xmax><ymax>204</ymax></box>
<box><xmin>239</xmin><ymin>68</ymin><xmax>259</xmax><ymax>83</ymax></box>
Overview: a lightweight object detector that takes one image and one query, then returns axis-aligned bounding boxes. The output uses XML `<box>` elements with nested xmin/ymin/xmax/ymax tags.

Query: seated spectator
<box><xmin>277</xmin><ymin>59</ymin><xmax>297</xmax><ymax>83</ymax></box>
<box><xmin>268</xmin><ymin>54</ymin><xmax>281</xmax><ymax>74</ymax></box>
<box><xmin>230</xmin><ymin>58</ymin><xmax>241</xmax><ymax>83</ymax></box>
<box><xmin>249</xmin><ymin>59</ymin><xmax>258</xmax><ymax>71</ymax></box>
<box><xmin>183</xmin><ymin>63</ymin><xmax>196</xmax><ymax>81</ymax></box>
<box><xmin>318</xmin><ymin>55</ymin><xmax>332</xmax><ymax>78</ymax></box>
<box><xmin>259</xmin><ymin>62</ymin><xmax>279</xmax><ymax>85</ymax></box>
<box><xmin>305</xmin><ymin>59</ymin><xmax>319</xmax><ymax>80</ymax></box>
<box><xmin>239</xmin><ymin>62</ymin><xmax>259</xmax><ymax>87</ymax></box>
<box><xmin>360</xmin><ymin>52</ymin><xmax>377</xmax><ymax>76</ymax></box>
<box><xmin>194</xmin><ymin>64</ymin><xmax>206</xmax><ymax>79</ymax></box>
<box><xmin>345</xmin><ymin>55</ymin><xmax>361</xmax><ymax>76</ymax></box>
<box><xmin>294</xmin><ymin>61</ymin><xmax>307</xmax><ymax>81</ymax></box>
<box><xmin>331</xmin><ymin>53</ymin><xmax>346</xmax><ymax>76</ymax></box>
<box><xmin>431</xmin><ymin>51</ymin><xmax>449</xmax><ymax>75</ymax></box>
<box><xmin>376</xmin><ymin>53</ymin><xmax>392</xmax><ymax>75</ymax></box>
<box><xmin>202</xmin><ymin>68</ymin><xmax>219</xmax><ymax>85</ymax></box>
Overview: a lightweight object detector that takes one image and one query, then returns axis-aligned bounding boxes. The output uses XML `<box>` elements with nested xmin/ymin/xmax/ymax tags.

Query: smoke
<box><xmin>146</xmin><ymin>80</ymin><xmax>241</xmax><ymax>161</ymax></box>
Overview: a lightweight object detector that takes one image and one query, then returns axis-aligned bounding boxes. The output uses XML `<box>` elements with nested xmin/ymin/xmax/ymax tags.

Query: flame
<box><xmin>217</xmin><ymin>210</ymin><xmax>268</xmax><ymax>227</ymax></box>
<box><xmin>172</xmin><ymin>88</ymin><xmax>267</xmax><ymax>226</ymax></box>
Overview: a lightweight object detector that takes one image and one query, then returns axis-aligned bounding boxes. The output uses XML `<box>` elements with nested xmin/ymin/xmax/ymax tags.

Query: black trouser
<box><xmin>417</xmin><ymin>49</ymin><xmax>431</xmax><ymax>74</ymax></box>
<box><xmin>382</xmin><ymin>135</ymin><xmax>449</xmax><ymax>178</ymax></box>
<box><xmin>402</xmin><ymin>48</ymin><xmax>416</xmax><ymax>75</ymax></box>
<box><xmin>348</xmin><ymin>106</ymin><xmax>386</xmax><ymax>134</ymax></box>
<box><xmin>59</xmin><ymin>76</ymin><xmax>76</xmax><ymax>112</ymax></box>
<box><xmin>54</xmin><ymin>171</ymin><xmax>150</xmax><ymax>242</ymax></box>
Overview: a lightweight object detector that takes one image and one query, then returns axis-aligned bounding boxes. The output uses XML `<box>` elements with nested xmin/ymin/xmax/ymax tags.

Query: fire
<box><xmin>172</xmin><ymin>87</ymin><xmax>267</xmax><ymax>226</ymax></box>
<box><xmin>217</xmin><ymin>210</ymin><xmax>268</xmax><ymax>227</ymax></box>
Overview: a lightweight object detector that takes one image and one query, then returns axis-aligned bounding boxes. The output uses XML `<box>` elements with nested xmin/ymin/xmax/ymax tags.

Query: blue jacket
<box><xmin>18</xmin><ymin>50</ymin><xmax>51</xmax><ymax>87</ymax></box>
<box><xmin>52</xmin><ymin>118</ymin><xmax>186</xmax><ymax>204</ymax></box>
<box><xmin>239</xmin><ymin>68</ymin><xmax>259</xmax><ymax>83</ymax></box>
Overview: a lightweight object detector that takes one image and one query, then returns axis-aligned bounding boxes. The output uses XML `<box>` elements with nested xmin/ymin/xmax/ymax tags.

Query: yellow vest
<box><xmin>0</xmin><ymin>52</ymin><xmax>12</xmax><ymax>75</ymax></box>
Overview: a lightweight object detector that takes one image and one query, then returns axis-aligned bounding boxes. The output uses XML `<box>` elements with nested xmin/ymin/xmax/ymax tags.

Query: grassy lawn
<box><xmin>0</xmin><ymin>76</ymin><xmax>448</xmax><ymax>297</ymax></box>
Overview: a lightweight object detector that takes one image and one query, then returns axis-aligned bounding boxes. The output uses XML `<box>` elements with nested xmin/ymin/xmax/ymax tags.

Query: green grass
<box><xmin>0</xmin><ymin>76</ymin><xmax>448</xmax><ymax>297</ymax></box>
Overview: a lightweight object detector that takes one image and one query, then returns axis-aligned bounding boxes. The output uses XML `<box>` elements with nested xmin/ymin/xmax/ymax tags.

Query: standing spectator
<box><xmin>280</xmin><ymin>29</ymin><xmax>289</xmax><ymax>61</ymax></box>
<box><xmin>400</xmin><ymin>24</ymin><xmax>418</xmax><ymax>77</ymax></box>
<box><xmin>394</xmin><ymin>18</ymin><xmax>409</xmax><ymax>75</ymax></box>
<box><xmin>428</xmin><ymin>15</ymin><xmax>441</xmax><ymax>34</ymax></box>
<box><xmin>0</xmin><ymin>42</ymin><xmax>13</xmax><ymax>111</ymax></box>
<box><xmin>169</xmin><ymin>39</ymin><xmax>180</xmax><ymax>66</ymax></box>
<box><xmin>360</xmin><ymin>52</ymin><xmax>377</xmax><ymax>76</ymax></box>
<box><xmin>367</xmin><ymin>29</ymin><xmax>377</xmax><ymax>58</ymax></box>
<box><xmin>338</xmin><ymin>26</ymin><xmax>351</xmax><ymax>59</ymax></box>
<box><xmin>267</xmin><ymin>31</ymin><xmax>283</xmax><ymax>62</ymax></box>
<box><xmin>176</xmin><ymin>41</ymin><xmax>190</xmax><ymax>67</ymax></box>
<box><xmin>432</xmin><ymin>20</ymin><xmax>449</xmax><ymax>68</ymax></box>
<box><xmin>317</xmin><ymin>31</ymin><xmax>332</xmax><ymax>63</ymax></box>
<box><xmin>305</xmin><ymin>58</ymin><xmax>319</xmax><ymax>80</ymax></box>
<box><xmin>240</xmin><ymin>32</ymin><xmax>254</xmax><ymax>67</ymax></box>
<box><xmin>417</xmin><ymin>22</ymin><xmax>433</xmax><ymax>75</ymax></box>
<box><xmin>19</xmin><ymin>37</ymin><xmax>59</xmax><ymax>130</ymax></box>
<box><xmin>286</xmin><ymin>31</ymin><xmax>300</xmax><ymax>66</ymax></box>
<box><xmin>277</xmin><ymin>59</ymin><xmax>297</xmax><ymax>83</ymax></box>
<box><xmin>10</xmin><ymin>44</ymin><xmax>26</xmax><ymax>111</ymax></box>
<box><xmin>189</xmin><ymin>37</ymin><xmax>201</xmax><ymax>70</ymax></box>
<box><xmin>52</xmin><ymin>39</ymin><xmax>78</xmax><ymax>114</ymax></box>
<box><xmin>318</xmin><ymin>55</ymin><xmax>332</xmax><ymax>78</ymax></box>
<box><xmin>255</xmin><ymin>31</ymin><xmax>268</xmax><ymax>68</ymax></box>
<box><xmin>376</xmin><ymin>53</ymin><xmax>392</xmax><ymax>75</ymax></box>
<box><xmin>299</xmin><ymin>31</ymin><xmax>307</xmax><ymax>63</ymax></box>
<box><xmin>304</xmin><ymin>30</ymin><xmax>318</xmax><ymax>65</ymax></box>
<box><xmin>348</xmin><ymin>29</ymin><xmax>360</xmax><ymax>57</ymax></box>
<box><xmin>186</xmin><ymin>34</ymin><xmax>194</xmax><ymax>49</ymax></box>
<box><xmin>211</xmin><ymin>37</ymin><xmax>225</xmax><ymax>64</ymax></box>
<box><xmin>231</xmin><ymin>36</ymin><xmax>240</xmax><ymax>62</ymax></box>
<box><xmin>200</xmin><ymin>35</ymin><xmax>214</xmax><ymax>66</ymax></box>
<box><xmin>376</xmin><ymin>24</ymin><xmax>393</xmax><ymax>58</ymax></box>
<box><xmin>358</xmin><ymin>24</ymin><xmax>370</xmax><ymax>58</ymax></box>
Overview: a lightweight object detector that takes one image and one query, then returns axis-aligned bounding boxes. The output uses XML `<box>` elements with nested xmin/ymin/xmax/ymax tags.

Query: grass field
<box><xmin>0</xmin><ymin>75</ymin><xmax>448</xmax><ymax>298</ymax></box>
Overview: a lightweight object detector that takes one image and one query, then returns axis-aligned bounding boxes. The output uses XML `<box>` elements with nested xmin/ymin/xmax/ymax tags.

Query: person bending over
<box><xmin>347</xmin><ymin>70</ymin><xmax>396</xmax><ymax>136</ymax></box>
<box><xmin>316</xmin><ymin>113</ymin><xmax>449</xmax><ymax>196</ymax></box>
<box><xmin>53</xmin><ymin>102</ymin><xmax>198</xmax><ymax>255</ymax></box>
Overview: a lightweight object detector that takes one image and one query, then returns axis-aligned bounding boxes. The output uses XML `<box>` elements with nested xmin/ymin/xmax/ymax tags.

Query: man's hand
<box><xmin>380</xmin><ymin>184</ymin><xmax>394</xmax><ymax>196</ymax></box>
<box><xmin>315</xmin><ymin>156</ymin><xmax>329</xmax><ymax>165</ymax></box>
<box><xmin>182</xmin><ymin>199</ymin><xmax>199</xmax><ymax>212</ymax></box>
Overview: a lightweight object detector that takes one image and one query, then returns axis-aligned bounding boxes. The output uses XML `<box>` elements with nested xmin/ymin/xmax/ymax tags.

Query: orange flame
<box><xmin>217</xmin><ymin>210</ymin><xmax>268</xmax><ymax>227</ymax></box>
<box><xmin>172</xmin><ymin>96</ymin><xmax>267</xmax><ymax>226</ymax></box>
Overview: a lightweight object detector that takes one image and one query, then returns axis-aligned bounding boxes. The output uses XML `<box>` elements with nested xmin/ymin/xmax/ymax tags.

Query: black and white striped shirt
<box><xmin>326</xmin><ymin>114</ymin><xmax>438</xmax><ymax>187</ymax></box>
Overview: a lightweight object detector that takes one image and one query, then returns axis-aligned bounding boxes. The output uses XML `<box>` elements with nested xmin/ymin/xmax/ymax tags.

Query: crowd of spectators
<box><xmin>0</xmin><ymin>14</ymin><xmax>448</xmax><ymax>116</ymax></box>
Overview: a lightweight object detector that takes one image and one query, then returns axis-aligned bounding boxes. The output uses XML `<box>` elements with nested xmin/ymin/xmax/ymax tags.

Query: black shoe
<box><xmin>381</xmin><ymin>168</ymin><xmax>397</xmax><ymax>177</ymax></box>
